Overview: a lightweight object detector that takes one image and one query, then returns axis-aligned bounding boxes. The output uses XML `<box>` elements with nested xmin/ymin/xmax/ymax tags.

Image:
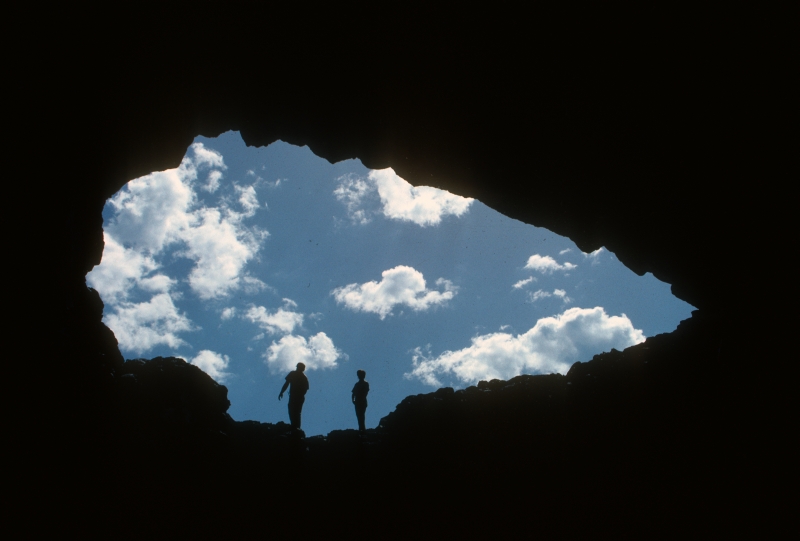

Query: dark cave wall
<box><xmin>34</xmin><ymin>1</ymin><xmax>787</xmax><ymax>471</ymax></box>
<box><xmin>12</xmin><ymin>5</ymin><xmax>792</xmax><ymax>536</ymax></box>
<box><xmin>50</xmin><ymin>5</ymin><xmax>788</xmax><ymax>318</ymax></box>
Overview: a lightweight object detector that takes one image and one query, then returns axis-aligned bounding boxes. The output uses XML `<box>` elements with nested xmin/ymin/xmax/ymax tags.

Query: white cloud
<box><xmin>405</xmin><ymin>307</ymin><xmax>645</xmax><ymax>386</ymax></box>
<box><xmin>203</xmin><ymin>170</ymin><xmax>224</xmax><ymax>193</ymax></box>
<box><xmin>92</xmin><ymin>142</ymin><xmax>269</xmax><ymax>356</ymax></box>
<box><xmin>333</xmin><ymin>174</ymin><xmax>375</xmax><ymax>224</ymax></box>
<box><xmin>584</xmin><ymin>247</ymin><xmax>605</xmax><ymax>265</ymax></box>
<box><xmin>529</xmin><ymin>289</ymin><xmax>572</xmax><ymax>303</ymax></box>
<box><xmin>100</xmin><ymin>143</ymin><xmax>263</xmax><ymax>301</ymax></box>
<box><xmin>235</xmin><ymin>185</ymin><xmax>260</xmax><ymax>217</ymax></box>
<box><xmin>104</xmin><ymin>293</ymin><xmax>195</xmax><ymax>353</ymax></box>
<box><xmin>524</xmin><ymin>254</ymin><xmax>577</xmax><ymax>274</ymax></box>
<box><xmin>264</xmin><ymin>332</ymin><xmax>343</xmax><ymax>373</ymax></box>
<box><xmin>105</xmin><ymin>142</ymin><xmax>225</xmax><ymax>253</ymax></box>
<box><xmin>553</xmin><ymin>289</ymin><xmax>572</xmax><ymax>303</ymax></box>
<box><xmin>138</xmin><ymin>274</ymin><xmax>176</xmax><ymax>293</ymax></box>
<box><xmin>221</xmin><ymin>307</ymin><xmax>236</xmax><ymax>320</ymax></box>
<box><xmin>370</xmin><ymin>169</ymin><xmax>473</xmax><ymax>226</ymax></box>
<box><xmin>334</xmin><ymin>169</ymin><xmax>473</xmax><ymax>226</ymax></box>
<box><xmin>106</xmin><ymin>168</ymin><xmax>194</xmax><ymax>254</ymax></box>
<box><xmin>245</xmin><ymin>303</ymin><xmax>304</xmax><ymax>335</ymax></box>
<box><xmin>529</xmin><ymin>289</ymin><xmax>551</xmax><ymax>302</ymax></box>
<box><xmin>190</xmin><ymin>350</ymin><xmax>231</xmax><ymax>382</ymax></box>
<box><xmin>332</xmin><ymin>265</ymin><xmax>457</xmax><ymax>319</ymax></box>
<box><xmin>180</xmin><ymin>207</ymin><xmax>260</xmax><ymax>299</ymax></box>
<box><xmin>187</xmin><ymin>142</ymin><xmax>226</xmax><ymax>171</ymax></box>
<box><xmin>559</xmin><ymin>248</ymin><xmax>572</xmax><ymax>255</ymax></box>
<box><xmin>87</xmin><ymin>233</ymin><xmax>160</xmax><ymax>301</ymax></box>
<box><xmin>512</xmin><ymin>276</ymin><xmax>536</xmax><ymax>289</ymax></box>
<box><xmin>242</xmin><ymin>275</ymin><xmax>269</xmax><ymax>294</ymax></box>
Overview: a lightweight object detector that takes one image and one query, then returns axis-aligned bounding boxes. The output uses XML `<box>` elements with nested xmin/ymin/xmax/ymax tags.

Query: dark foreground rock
<box><xmin>40</xmin><ymin>310</ymin><xmax>776</xmax><ymax>538</ymax></box>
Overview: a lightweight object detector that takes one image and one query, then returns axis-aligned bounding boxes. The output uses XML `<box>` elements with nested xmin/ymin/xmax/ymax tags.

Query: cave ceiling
<box><xmin>47</xmin><ymin>6</ymin><xmax>787</xmax><ymax>320</ymax></box>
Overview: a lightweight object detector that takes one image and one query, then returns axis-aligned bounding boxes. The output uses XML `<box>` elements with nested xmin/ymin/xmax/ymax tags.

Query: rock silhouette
<box><xmin>59</xmin><ymin>310</ymin><xmax>755</xmax><ymax>537</ymax></box>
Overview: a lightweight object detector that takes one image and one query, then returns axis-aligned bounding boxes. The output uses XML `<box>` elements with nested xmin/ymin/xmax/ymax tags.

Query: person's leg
<box><xmin>355</xmin><ymin>403</ymin><xmax>366</xmax><ymax>432</ymax></box>
<box><xmin>289</xmin><ymin>395</ymin><xmax>305</xmax><ymax>429</ymax></box>
<box><xmin>296</xmin><ymin>395</ymin><xmax>304</xmax><ymax>429</ymax></box>
<box><xmin>288</xmin><ymin>397</ymin><xmax>302</xmax><ymax>429</ymax></box>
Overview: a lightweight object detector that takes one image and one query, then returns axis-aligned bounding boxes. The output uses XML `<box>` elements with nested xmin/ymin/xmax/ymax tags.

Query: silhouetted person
<box><xmin>279</xmin><ymin>362</ymin><xmax>309</xmax><ymax>430</ymax></box>
<box><xmin>352</xmin><ymin>369</ymin><xmax>369</xmax><ymax>433</ymax></box>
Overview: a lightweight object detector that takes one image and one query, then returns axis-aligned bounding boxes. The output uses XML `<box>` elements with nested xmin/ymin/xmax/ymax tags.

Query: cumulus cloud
<box><xmin>105</xmin><ymin>142</ymin><xmax>225</xmax><ymax>253</ymax></box>
<box><xmin>88</xmin><ymin>142</ymin><xmax>268</xmax><ymax>355</ymax></box>
<box><xmin>138</xmin><ymin>274</ymin><xmax>177</xmax><ymax>293</ymax></box>
<box><xmin>405</xmin><ymin>307</ymin><xmax>645</xmax><ymax>386</ymax></box>
<box><xmin>332</xmin><ymin>266</ymin><xmax>457</xmax><ymax>319</ymax></box>
<box><xmin>370</xmin><ymin>169</ymin><xmax>473</xmax><ymax>226</ymax></box>
<box><xmin>104</xmin><ymin>293</ymin><xmax>195</xmax><ymax>353</ymax></box>
<box><xmin>188</xmin><ymin>142</ymin><xmax>226</xmax><ymax>170</ymax></box>
<box><xmin>264</xmin><ymin>332</ymin><xmax>343</xmax><ymax>373</ymax></box>
<box><xmin>100</xmin><ymin>143</ymin><xmax>263</xmax><ymax>301</ymax></box>
<box><xmin>190</xmin><ymin>350</ymin><xmax>231</xmax><ymax>382</ymax></box>
<box><xmin>513</xmin><ymin>276</ymin><xmax>536</xmax><ymax>289</ymax></box>
<box><xmin>180</xmin><ymin>207</ymin><xmax>260</xmax><ymax>299</ymax></box>
<box><xmin>524</xmin><ymin>254</ymin><xmax>577</xmax><ymax>274</ymax></box>
<box><xmin>221</xmin><ymin>307</ymin><xmax>236</xmax><ymax>320</ymax></box>
<box><xmin>334</xmin><ymin>169</ymin><xmax>473</xmax><ymax>226</ymax></box>
<box><xmin>245</xmin><ymin>301</ymin><xmax>304</xmax><ymax>335</ymax></box>
<box><xmin>106</xmin><ymin>168</ymin><xmax>194</xmax><ymax>254</ymax></box>
<box><xmin>87</xmin><ymin>233</ymin><xmax>160</xmax><ymax>301</ymax></box>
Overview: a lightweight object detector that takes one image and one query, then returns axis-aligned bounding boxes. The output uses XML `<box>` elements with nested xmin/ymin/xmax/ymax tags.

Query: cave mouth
<box><xmin>87</xmin><ymin>130</ymin><xmax>695</xmax><ymax>436</ymax></box>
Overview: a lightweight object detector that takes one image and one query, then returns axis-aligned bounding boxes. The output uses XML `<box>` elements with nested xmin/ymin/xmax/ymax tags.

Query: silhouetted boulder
<box><xmin>117</xmin><ymin>356</ymin><xmax>231</xmax><ymax>437</ymax></box>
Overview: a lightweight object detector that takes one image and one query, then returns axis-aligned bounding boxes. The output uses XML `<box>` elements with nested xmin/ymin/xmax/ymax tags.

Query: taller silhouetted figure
<box><xmin>352</xmin><ymin>369</ymin><xmax>369</xmax><ymax>433</ymax></box>
<box><xmin>279</xmin><ymin>362</ymin><xmax>309</xmax><ymax>430</ymax></box>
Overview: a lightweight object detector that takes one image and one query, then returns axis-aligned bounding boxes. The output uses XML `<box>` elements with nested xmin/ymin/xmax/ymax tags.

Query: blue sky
<box><xmin>87</xmin><ymin>131</ymin><xmax>694</xmax><ymax>436</ymax></box>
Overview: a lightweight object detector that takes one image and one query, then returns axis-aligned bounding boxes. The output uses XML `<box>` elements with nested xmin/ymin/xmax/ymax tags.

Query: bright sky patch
<box><xmin>88</xmin><ymin>131</ymin><xmax>695</xmax><ymax>436</ymax></box>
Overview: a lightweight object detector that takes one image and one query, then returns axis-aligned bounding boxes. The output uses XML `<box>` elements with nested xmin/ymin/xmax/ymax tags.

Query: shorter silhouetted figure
<box><xmin>279</xmin><ymin>362</ymin><xmax>309</xmax><ymax>430</ymax></box>
<box><xmin>352</xmin><ymin>369</ymin><xmax>369</xmax><ymax>433</ymax></box>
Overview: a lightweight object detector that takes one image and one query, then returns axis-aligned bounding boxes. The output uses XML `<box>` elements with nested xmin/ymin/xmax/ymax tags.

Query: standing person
<box><xmin>279</xmin><ymin>362</ymin><xmax>309</xmax><ymax>430</ymax></box>
<box><xmin>351</xmin><ymin>369</ymin><xmax>369</xmax><ymax>433</ymax></box>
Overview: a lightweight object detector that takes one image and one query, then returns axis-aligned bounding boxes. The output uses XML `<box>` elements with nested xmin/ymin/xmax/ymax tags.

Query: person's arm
<box><xmin>352</xmin><ymin>384</ymin><xmax>356</xmax><ymax>404</ymax></box>
<box><xmin>279</xmin><ymin>380</ymin><xmax>289</xmax><ymax>400</ymax></box>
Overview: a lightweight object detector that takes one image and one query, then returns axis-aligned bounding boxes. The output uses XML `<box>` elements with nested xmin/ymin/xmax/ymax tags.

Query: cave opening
<box><xmin>87</xmin><ymin>130</ymin><xmax>694</xmax><ymax>437</ymax></box>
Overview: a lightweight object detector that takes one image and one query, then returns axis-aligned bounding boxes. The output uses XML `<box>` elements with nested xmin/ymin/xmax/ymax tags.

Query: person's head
<box><xmin>357</xmin><ymin>369</ymin><xmax>366</xmax><ymax>380</ymax></box>
<box><xmin>297</xmin><ymin>362</ymin><xmax>306</xmax><ymax>372</ymax></box>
